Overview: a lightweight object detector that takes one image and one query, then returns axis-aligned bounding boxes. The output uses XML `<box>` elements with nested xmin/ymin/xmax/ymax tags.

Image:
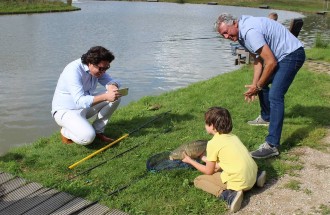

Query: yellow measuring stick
<box><xmin>68</xmin><ymin>110</ymin><xmax>170</xmax><ymax>170</ymax></box>
<box><xmin>68</xmin><ymin>133</ymin><xmax>129</xmax><ymax>169</ymax></box>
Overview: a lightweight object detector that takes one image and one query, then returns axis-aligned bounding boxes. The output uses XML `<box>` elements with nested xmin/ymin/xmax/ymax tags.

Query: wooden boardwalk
<box><xmin>0</xmin><ymin>172</ymin><xmax>128</xmax><ymax>215</ymax></box>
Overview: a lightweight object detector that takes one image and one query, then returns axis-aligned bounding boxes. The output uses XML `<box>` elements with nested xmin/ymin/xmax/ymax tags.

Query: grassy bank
<box><xmin>306</xmin><ymin>34</ymin><xmax>330</xmax><ymax>61</ymax></box>
<box><xmin>0</xmin><ymin>0</ymin><xmax>79</xmax><ymax>14</ymax></box>
<box><xmin>162</xmin><ymin>0</ymin><xmax>328</xmax><ymax>14</ymax></box>
<box><xmin>1</xmin><ymin>44</ymin><xmax>329</xmax><ymax>213</ymax></box>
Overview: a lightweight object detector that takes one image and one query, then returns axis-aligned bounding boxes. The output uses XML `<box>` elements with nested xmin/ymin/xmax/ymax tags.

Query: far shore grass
<box><xmin>0</xmin><ymin>44</ymin><xmax>329</xmax><ymax>213</ymax></box>
<box><xmin>0</xmin><ymin>0</ymin><xmax>79</xmax><ymax>14</ymax></box>
<box><xmin>162</xmin><ymin>0</ymin><xmax>329</xmax><ymax>14</ymax></box>
<box><xmin>0</xmin><ymin>0</ymin><xmax>329</xmax><ymax>15</ymax></box>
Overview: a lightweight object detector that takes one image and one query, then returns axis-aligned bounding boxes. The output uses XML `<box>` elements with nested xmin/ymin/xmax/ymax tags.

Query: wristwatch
<box><xmin>107</xmin><ymin>82</ymin><xmax>118</xmax><ymax>88</ymax></box>
<box><xmin>256</xmin><ymin>84</ymin><xmax>262</xmax><ymax>91</ymax></box>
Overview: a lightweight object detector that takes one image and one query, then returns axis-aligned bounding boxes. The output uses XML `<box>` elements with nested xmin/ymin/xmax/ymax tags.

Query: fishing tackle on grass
<box><xmin>68</xmin><ymin>111</ymin><xmax>171</xmax><ymax>169</ymax></box>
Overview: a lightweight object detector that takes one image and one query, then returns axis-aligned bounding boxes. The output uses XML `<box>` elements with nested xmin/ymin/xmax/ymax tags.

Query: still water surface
<box><xmin>0</xmin><ymin>1</ymin><xmax>329</xmax><ymax>155</ymax></box>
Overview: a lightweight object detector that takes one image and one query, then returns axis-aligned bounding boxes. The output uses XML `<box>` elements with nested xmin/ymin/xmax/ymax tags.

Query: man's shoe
<box><xmin>61</xmin><ymin>133</ymin><xmax>73</xmax><ymax>144</ymax></box>
<box><xmin>256</xmin><ymin>170</ymin><xmax>266</xmax><ymax>188</ymax></box>
<box><xmin>247</xmin><ymin>115</ymin><xmax>269</xmax><ymax>126</ymax></box>
<box><xmin>96</xmin><ymin>133</ymin><xmax>114</xmax><ymax>143</ymax></box>
<box><xmin>250</xmin><ymin>142</ymin><xmax>279</xmax><ymax>159</ymax></box>
<box><xmin>219</xmin><ymin>189</ymin><xmax>243</xmax><ymax>213</ymax></box>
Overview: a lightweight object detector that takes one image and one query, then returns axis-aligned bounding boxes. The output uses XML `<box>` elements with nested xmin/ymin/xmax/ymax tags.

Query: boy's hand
<box><xmin>214</xmin><ymin>164</ymin><xmax>222</xmax><ymax>172</ymax></box>
<box><xmin>182</xmin><ymin>151</ymin><xmax>192</xmax><ymax>164</ymax></box>
<box><xmin>198</xmin><ymin>151</ymin><xmax>206</xmax><ymax>160</ymax></box>
<box><xmin>200</xmin><ymin>155</ymin><xmax>208</xmax><ymax>163</ymax></box>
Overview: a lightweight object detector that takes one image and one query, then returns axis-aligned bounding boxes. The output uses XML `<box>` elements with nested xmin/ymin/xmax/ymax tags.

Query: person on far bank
<box><xmin>268</xmin><ymin>12</ymin><xmax>278</xmax><ymax>21</ymax></box>
<box><xmin>182</xmin><ymin>107</ymin><xmax>266</xmax><ymax>213</ymax></box>
<box><xmin>51</xmin><ymin>46</ymin><xmax>123</xmax><ymax>145</ymax></box>
<box><xmin>214</xmin><ymin>13</ymin><xmax>305</xmax><ymax>159</ymax></box>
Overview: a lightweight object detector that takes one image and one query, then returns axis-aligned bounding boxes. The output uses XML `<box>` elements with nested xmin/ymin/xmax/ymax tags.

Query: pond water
<box><xmin>0</xmin><ymin>0</ymin><xmax>329</xmax><ymax>155</ymax></box>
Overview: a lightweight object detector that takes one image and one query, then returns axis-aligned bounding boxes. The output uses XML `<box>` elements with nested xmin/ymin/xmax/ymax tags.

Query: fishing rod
<box><xmin>69</xmin><ymin>142</ymin><xmax>144</xmax><ymax>181</ymax></box>
<box><xmin>153</xmin><ymin>36</ymin><xmax>219</xmax><ymax>43</ymax></box>
<box><xmin>68</xmin><ymin>131</ymin><xmax>165</xmax><ymax>181</ymax></box>
<box><xmin>68</xmin><ymin>110</ymin><xmax>171</xmax><ymax>170</ymax></box>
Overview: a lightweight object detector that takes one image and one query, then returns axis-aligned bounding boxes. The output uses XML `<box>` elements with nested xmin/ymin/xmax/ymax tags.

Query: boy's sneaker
<box><xmin>247</xmin><ymin>115</ymin><xmax>269</xmax><ymax>126</ymax></box>
<box><xmin>219</xmin><ymin>189</ymin><xmax>243</xmax><ymax>213</ymax></box>
<box><xmin>256</xmin><ymin>170</ymin><xmax>266</xmax><ymax>188</ymax></box>
<box><xmin>250</xmin><ymin>142</ymin><xmax>279</xmax><ymax>159</ymax></box>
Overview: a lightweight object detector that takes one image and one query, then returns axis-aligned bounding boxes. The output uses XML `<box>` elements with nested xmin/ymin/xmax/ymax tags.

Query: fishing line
<box><xmin>107</xmin><ymin>172</ymin><xmax>149</xmax><ymax>196</ymax></box>
<box><xmin>67</xmin><ymin>144</ymin><xmax>140</xmax><ymax>181</ymax></box>
<box><xmin>68</xmin><ymin>133</ymin><xmax>161</xmax><ymax>181</ymax></box>
<box><xmin>152</xmin><ymin>36</ymin><xmax>219</xmax><ymax>43</ymax></box>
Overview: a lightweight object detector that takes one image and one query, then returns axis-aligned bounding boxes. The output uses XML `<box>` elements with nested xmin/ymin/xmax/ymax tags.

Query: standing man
<box><xmin>52</xmin><ymin>46</ymin><xmax>122</xmax><ymax>145</ymax></box>
<box><xmin>246</xmin><ymin>11</ymin><xmax>278</xmax><ymax>126</ymax></box>
<box><xmin>214</xmin><ymin>13</ymin><xmax>305</xmax><ymax>159</ymax></box>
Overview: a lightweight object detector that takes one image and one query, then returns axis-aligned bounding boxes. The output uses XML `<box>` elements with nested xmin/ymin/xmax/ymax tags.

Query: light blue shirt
<box><xmin>51</xmin><ymin>59</ymin><xmax>121</xmax><ymax>115</ymax></box>
<box><xmin>238</xmin><ymin>15</ymin><xmax>303</xmax><ymax>62</ymax></box>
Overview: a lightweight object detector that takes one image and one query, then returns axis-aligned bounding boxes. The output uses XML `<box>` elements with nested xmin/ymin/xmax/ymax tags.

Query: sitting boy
<box><xmin>182</xmin><ymin>107</ymin><xmax>266</xmax><ymax>213</ymax></box>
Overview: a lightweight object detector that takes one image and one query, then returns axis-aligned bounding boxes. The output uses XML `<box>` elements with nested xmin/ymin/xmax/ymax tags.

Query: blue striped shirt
<box><xmin>238</xmin><ymin>15</ymin><xmax>303</xmax><ymax>62</ymax></box>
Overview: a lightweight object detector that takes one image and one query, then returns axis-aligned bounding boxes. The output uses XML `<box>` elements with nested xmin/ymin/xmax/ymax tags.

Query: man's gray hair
<box><xmin>214</xmin><ymin>13</ymin><xmax>237</xmax><ymax>31</ymax></box>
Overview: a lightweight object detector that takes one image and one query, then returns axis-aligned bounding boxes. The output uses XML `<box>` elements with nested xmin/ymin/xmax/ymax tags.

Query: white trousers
<box><xmin>54</xmin><ymin>99</ymin><xmax>120</xmax><ymax>145</ymax></box>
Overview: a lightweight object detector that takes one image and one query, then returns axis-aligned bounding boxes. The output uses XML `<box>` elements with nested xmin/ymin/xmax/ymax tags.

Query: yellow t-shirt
<box><xmin>206</xmin><ymin>133</ymin><xmax>257</xmax><ymax>191</ymax></box>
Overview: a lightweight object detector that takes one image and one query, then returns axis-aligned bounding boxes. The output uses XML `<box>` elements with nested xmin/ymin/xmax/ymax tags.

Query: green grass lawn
<box><xmin>0</xmin><ymin>0</ymin><xmax>79</xmax><ymax>14</ymax></box>
<box><xmin>161</xmin><ymin>0</ymin><xmax>329</xmax><ymax>14</ymax></box>
<box><xmin>1</xmin><ymin>45</ymin><xmax>329</xmax><ymax>214</ymax></box>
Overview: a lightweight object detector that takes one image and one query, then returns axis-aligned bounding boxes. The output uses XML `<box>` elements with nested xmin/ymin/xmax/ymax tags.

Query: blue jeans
<box><xmin>258</xmin><ymin>47</ymin><xmax>305</xmax><ymax>147</ymax></box>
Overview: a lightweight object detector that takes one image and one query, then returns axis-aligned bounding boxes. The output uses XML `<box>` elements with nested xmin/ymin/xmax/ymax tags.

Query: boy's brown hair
<box><xmin>205</xmin><ymin>107</ymin><xmax>233</xmax><ymax>134</ymax></box>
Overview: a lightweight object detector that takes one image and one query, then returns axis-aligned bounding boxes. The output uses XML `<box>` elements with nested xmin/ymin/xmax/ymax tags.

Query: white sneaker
<box><xmin>256</xmin><ymin>170</ymin><xmax>266</xmax><ymax>187</ymax></box>
<box><xmin>247</xmin><ymin>115</ymin><xmax>269</xmax><ymax>126</ymax></box>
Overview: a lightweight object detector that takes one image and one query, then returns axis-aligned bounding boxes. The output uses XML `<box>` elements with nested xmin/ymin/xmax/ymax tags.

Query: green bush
<box><xmin>176</xmin><ymin>0</ymin><xmax>185</xmax><ymax>3</ymax></box>
<box><xmin>315</xmin><ymin>33</ymin><xmax>329</xmax><ymax>48</ymax></box>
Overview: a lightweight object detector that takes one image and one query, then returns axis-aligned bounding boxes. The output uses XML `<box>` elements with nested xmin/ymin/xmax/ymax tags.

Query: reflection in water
<box><xmin>0</xmin><ymin>1</ymin><xmax>328</xmax><ymax>155</ymax></box>
<box><xmin>298</xmin><ymin>14</ymin><xmax>330</xmax><ymax>48</ymax></box>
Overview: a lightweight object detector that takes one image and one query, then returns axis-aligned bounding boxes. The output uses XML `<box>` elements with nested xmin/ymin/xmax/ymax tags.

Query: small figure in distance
<box><xmin>268</xmin><ymin>12</ymin><xmax>278</xmax><ymax>21</ymax></box>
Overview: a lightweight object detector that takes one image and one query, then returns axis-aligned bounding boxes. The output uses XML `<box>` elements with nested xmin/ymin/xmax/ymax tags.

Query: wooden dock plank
<box><xmin>50</xmin><ymin>197</ymin><xmax>92</xmax><ymax>215</ymax></box>
<box><xmin>0</xmin><ymin>182</ymin><xmax>43</xmax><ymax>210</ymax></box>
<box><xmin>24</xmin><ymin>191</ymin><xmax>76</xmax><ymax>215</ymax></box>
<box><xmin>77</xmin><ymin>203</ymin><xmax>110</xmax><ymax>215</ymax></box>
<box><xmin>0</xmin><ymin>177</ymin><xmax>26</xmax><ymax>196</ymax></box>
<box><xmin>0</xmin><ymin>172</ymin><xmax>14</xmax><ymax>184</ymax></box>
<box><xmin>259</xmin><ymin>5</ymin><xmax>270</xmax><ymax>9</ymax></box>
<box><xmin>0</xmin><ymin>172</ymin><xmax>125</xmax><ymax>215</ymax></box>
<box><xmin>0</xmin><ymin>187</ymin><xmax>56</xmax><ymax>215</ymax></box>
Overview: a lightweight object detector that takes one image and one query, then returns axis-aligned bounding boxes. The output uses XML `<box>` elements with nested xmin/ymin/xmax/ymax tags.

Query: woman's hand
<box><xmin>105</xmin><ymin>84</ymin><xmax>121</xmax><ymax>102</ymax></box>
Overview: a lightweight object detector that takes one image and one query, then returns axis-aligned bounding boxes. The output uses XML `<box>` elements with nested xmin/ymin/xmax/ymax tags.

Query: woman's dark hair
<box><xmin>81</xmin><ymin>46</ymin><xmax>115</xmax><ymax>65</ymax></box>
<box><xmin>204</xmin><ymin>107</ymin><xmax>233</xmax><ymax>134</ymax></box>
